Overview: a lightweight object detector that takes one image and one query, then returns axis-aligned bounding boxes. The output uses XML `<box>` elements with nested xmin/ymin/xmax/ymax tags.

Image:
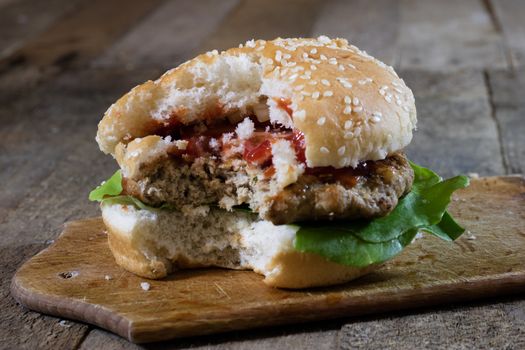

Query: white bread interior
<box><xmin>97</xmin><ymin>36</ymin><xmax>417</xmax><ymax>168</ymax></box>
<box><xmin>101</xmin><ymin>203</ymin><xmax>379</xmax><ymax>289</ymax></box>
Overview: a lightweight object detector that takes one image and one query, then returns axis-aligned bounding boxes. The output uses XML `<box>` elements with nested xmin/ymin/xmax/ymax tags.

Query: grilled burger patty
<box><xmin>122</xmin><ymin>145</ymin><xmax>413</xmax><ymax>225</ymax></box>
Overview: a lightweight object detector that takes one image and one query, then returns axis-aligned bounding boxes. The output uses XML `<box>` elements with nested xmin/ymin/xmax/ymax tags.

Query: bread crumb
<box><xmin>140</xmin><ymin>282</ymin><xmax>151</xmax><ymax>291</ymax></box>
<box><xmin>175</xmin><ymin>140</ymin><xmax>188</xmax><ymax>150</ymax></box>
<box><xmin>104</xmin><ymin>275</ymin><xmax>112</xmax><ymax>280</ymax></box>
<box><xmin>468</xmin><ymin>172</ymin><xmax>479</xmax><ymax>179</ymax></box>
<box><xmin>235</xmin><ymin>118</ymin><xmax>255</xmax><ymax>140</ymax></box>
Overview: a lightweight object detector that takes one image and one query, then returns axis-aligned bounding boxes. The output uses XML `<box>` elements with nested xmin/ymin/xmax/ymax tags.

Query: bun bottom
<box><xmin>101</xmin><ymin>203</ymin><xmax>379</xmax><ymax>289</ymax></box>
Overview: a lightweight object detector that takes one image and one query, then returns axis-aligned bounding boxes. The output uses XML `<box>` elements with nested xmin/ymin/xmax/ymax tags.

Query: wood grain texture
<box><xmin>197</xmin><ymin>0</ymin><xmax>324</xmax><ymax>53</ymax></box>
<box><xmin>11</xmin><ymin>176</ymin><xmax>525</xmax><ymax>343</ymax></box>
<box><xmin>487</xmin><ymin>67</ymin><xmax>525</xmax><ymax>174</ymax></box>
<box><xmin>0</xmin><ymin>244</ymin><xmax>89</xmax><ymax>350</ymax></box>
<box><xmin>0</xmin><ymin>0</ymin><xmax>81</xmax><ymax>60</ymax></box>
<box><xmin>397</xmin><ymin>0</ymin><xmax>507</xmax><ymax>70</ymax></box>
<box><xmin>492</xmin><ymin>0</ymin><xmax>525</xmax><ymax>67</ymax></box>
<box><xmin>96</xmin><ymin>0</ymin><xmax>239</xmax><ymax>69</ymax></box>
<box><xmin>312</xmin><ymin>0</ymin><xmax>399</xmax><ymax>66</ymax></box>
<box><xmin>402</xmin><ymin>69</ymin><xmax>504</xmax><ymax>177</ymax></box>
<box><xmin>339</xmin><ymin>299</ymin><xmax>525</xmax><ymax>349</ymax></box>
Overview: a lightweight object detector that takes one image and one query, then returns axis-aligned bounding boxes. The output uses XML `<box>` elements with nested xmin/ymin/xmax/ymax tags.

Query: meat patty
<box><xmin>263</xmin><ymin>153</ymin><xmax>413</xmax><ymax>224</ymax></box>
<box><xmin>122</xmin><ymin>151</ymin><xmax>413</xmax><ymax>225</ymax></box>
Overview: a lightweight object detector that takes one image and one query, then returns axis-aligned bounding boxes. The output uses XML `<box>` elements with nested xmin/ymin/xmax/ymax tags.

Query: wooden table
<box><xmin>1</xmin><ymin>0</ymin><xmax>524</xmax><ymax>349</ymax></box>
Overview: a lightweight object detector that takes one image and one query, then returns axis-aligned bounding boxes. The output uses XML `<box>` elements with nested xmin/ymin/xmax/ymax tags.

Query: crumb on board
<box><xmin>58</xmin><ymin>320</ymin><xmax>71</xmax><ymax>328</ymax></box>
<box><xmin>104</xmin><ymin>275</ymin><xmax>112</xmax><ymax>280</ymax></box>
<box><xmin>140</xmin><ymin>282</ymin><xmax>151</xmax><ymax>291</ymax></box>
<box><xmin>468</xmin><ymin>172</ymin><xmax>479</xmax><ymax>179</ymax></box>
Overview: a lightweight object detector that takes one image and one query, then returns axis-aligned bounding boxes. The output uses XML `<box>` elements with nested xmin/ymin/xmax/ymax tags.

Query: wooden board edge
<box><xmin>10</xmin><ymin>271</ymin><xmax>132</xmax><ymax>341</ymax></box>
<box><xmin>128</xmin><ymin>273</ymin><xmax>525</xmax><ymax>343</ymax></box>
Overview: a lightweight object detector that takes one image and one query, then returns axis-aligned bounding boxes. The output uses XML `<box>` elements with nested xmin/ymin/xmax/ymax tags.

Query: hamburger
<box><xmin>90</xmin><ymin>37</ymin><xmax>469</xmax><ymax>289</ymax></box>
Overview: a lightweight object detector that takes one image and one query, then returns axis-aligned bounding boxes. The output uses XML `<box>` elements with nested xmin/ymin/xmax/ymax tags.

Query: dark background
<box><xmin>1</xmin><ymin>0</ymin><xmax>524</xmax><ymax>349</ymax></box>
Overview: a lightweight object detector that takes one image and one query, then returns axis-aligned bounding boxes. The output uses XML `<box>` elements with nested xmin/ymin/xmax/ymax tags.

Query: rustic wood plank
<box><xmin>97</xmin><ymin>0</ymin><xmax>239</xmax><ymax>69</ymax></box>
<box><xmin>0</xmin><ymin>0</ymin><xmax>164</xmax><ymax>70</ymax></box>
<box><xmin>0</xmin><ymin>67</ymin><xmax>162</xmax><ymax>247</ymax></box>
<box><xmin>11</xmin><ymin>176</ymin><xmax>525</xmax><ymax>343</ymax></box>
<box><xmin>312</xmin><ymin>0</ymin><xmax>399</xmax><ymax>65</ymax></box>
<box><xmin>487</xmin><ymin>68</ymin><xmax>525</xmax><ymax>173</ymax></box>
<box><xmin>492</xmin><ymin>0</ymin><xmax>525</xmax><ymax>67</ymax></box>
<box><xmin>0</xmin><ymin>244</ymin><xmax>89</xmax><ymax>349</ymax></box>
<box><xmin>340</xmin><ymin>299</ymin><xmax>525</xmax><ymax>349</ymax></box>
<box><xmin>0</xmin><ymin>0</ymin><xmax>164</xmax><ymax>105</ymax></box>
<box><xmin>401</xmin><ymin>69</ymin><xmax>505</xmax><ymax>177</ymax></box>
<box><xmin>0</xmin><ymin>0</ymin><xmax>81</xmax><ymax>60</ymax></box>
<box><xmin>397</xmin><ymin>0</ymin><xmax>507</xmax><ymax>70</ymax></box>
<box><xmin>81</xmin><ymin>326</ymin><xmax>339</xmax><ymax>350</ymax></box>
<box><xmin>198</xmin><ymin>0</ymin><xmax>324</xmax><ymax>52</ymax></box>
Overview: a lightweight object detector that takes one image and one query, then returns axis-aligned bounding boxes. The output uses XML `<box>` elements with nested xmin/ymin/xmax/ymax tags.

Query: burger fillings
<box><xmin>90</xmin><ymin>37</ymin><xmax>469</xmax><ymax>289</ymax></box>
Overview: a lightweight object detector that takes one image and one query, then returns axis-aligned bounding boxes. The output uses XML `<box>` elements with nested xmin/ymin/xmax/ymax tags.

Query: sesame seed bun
<box><xmin>97</xmin><ymin>36</ymin><xmax>416</xmax><ymax>168</ymax></box>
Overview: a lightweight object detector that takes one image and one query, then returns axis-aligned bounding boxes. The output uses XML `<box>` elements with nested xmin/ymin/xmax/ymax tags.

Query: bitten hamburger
<box><xmin>90</xmin><ymin>37</ymin><xmax>468</xmax><ymax>289</ymax></box>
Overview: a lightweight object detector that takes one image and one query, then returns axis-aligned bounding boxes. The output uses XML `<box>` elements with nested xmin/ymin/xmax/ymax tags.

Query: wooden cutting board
<box><xmin>11</xmin><ymin>176</ymin><xmax>525</xmax><ymax>343</ymax></box>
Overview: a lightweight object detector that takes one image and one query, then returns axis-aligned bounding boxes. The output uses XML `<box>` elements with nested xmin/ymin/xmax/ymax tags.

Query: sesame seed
<box><xmin>396</xmin><ymin>99</ymin><xmax>403</xmax><ymax>106</ymax></box>
<box><xmin>385</xmin><ymin>96</ymin><xmax>392</xmax><ymax>103</ymax></box>
<box><xmin>288</xmin><ymin>73</ymin><xmax>298</xmax><ymax>81</ymax></box>
<box><xmin>245</xmin><ymin>39</ymin><xmax>256</xmax><ymax>48</ymax></box>
<box><xmin>308</xmin><ymin>80</ymin><xmax>318</xmax><ymax>85</ymax></box>
<box><xmin>402</xmin><ymin>106</ymin><xmax>410</xmax><ymax>112</ymax></box>
<box><xmin>312</xmin><ymin>91</ymin><xmax>320</xmax><ymax>99</ymax></box>
<box><xmin>371</xmin><ymin>116</ymin><xmax>381</xmax><ymax>123</ymax></box>
<box><xmin>394</xmin><ymin>87</ymin><xmax>403</xmax><ymax>93</ymax></box>
<box><xmin>392</xmin><ymin>81</ymin><xmax>400</xmax><ymax>87</ymax></box>
<box><xmin>348</xmin><ymin>63</ymin><xmax>356</xmax><ymax>69</ymax></box>
<box><xmin>300</xmin><ymin>74</ymin><xmax>309</xmax><ymax>79</ymax></box>
<box><xmin>344</xmin><ymin>120</ymin><xmax>353</xmax><ymax>129</ymax></box>
<box><xmin>294</xmin><ymin>109</ymin><xmax>306</xmax><ymax>120</ymax></box>
<box><xmin>328</xmin><ymin>57</ymin><xmax>337</xmax><ymax>65</ymax></box>
<box><xmin>318</xmin><ymin>35</ymin><xmax>331</xmax><ymax>44</ymax></box>
<box><xmin>379</xmin><ymin>89</ymin><xmax>386</xmax><ymax>96</ymax></box>
<box><xmin>337</xmin><ymin>146</ymin><xmax>346</xmax><ymax>156</ymax></box>
<box><xmin>339</xmin><ymin>157</ymin><xmax>350</xmax><ymax>167</ymax></box>
<box><xmin>256</xmin><ymin>46</ymin><xmax>265</xmax><ymax>51</ymax></box>
<box><xmin>321</xmin><ymin>79</ymin><xmax>330</xmax><ymax>86</ymax></box>
<box><xmin>343</xmin><ymin>106</ymin><xmax>352</xmax><ymax>114</ymax></box>
<box><xmin>342</xmin><ymin>82</ymin><xmax>353</xmax><ymax>89</ymax></box>
<box><xmin>141</xmin><ymin>282</ymin><xmax>151</xmax><ymax>291</ymax></box>
<box><xmin>284</xmin><ymin>53</ymin><xmax>291</xmax><ymax>59</ymax></box>
<box><xmin>354</xmin><ymin>105</ymin><xmax>363</xmax><ymax>112</ymax></box>
<box><xmin>344</xmin><ymin>131</ymin><xmax>354</xmax><ymax>139</ymax></box>
<box><xmin>310</xmin><ymin>64</ymin><xmax>318</xmax><ymax>70</ymax></box>
<box><xmin>344</xmin><ymin>96</ymin><xmax>352</xmax><ymax>104</ymax></box>
<box><xmin>275</xmin><ymin>50</ymin><xmax>282</xmax><ymax>61</ymax></box>
<box><xmin>372</xmin><ymin>111</ymin><xmax>382</xmax><ymax>119</ymax></box>
<box><xmin>320</xmin><ymin>146</ymin><xmax>330</xmax><ymax>154</ymax></box>
<box><xmin>358</xmin><ymin>79</ymin><xmax>366</xmax><ymax>85</ymax></box>
<box><xmin>352</xmin><ymin>97</ymin><xmax>360</xmax><ymax>105</ymax></box>
<box><xmin>310</xmin><ymin>48</ymin><xmax>317</xmax><ymax>54</ymax></box>
<box><xmin>320</xmin><ymin>54</ymin><xmax>327</xmax><ymax>60</ymax></box>
<box><xmin>317</xmin><ymin>117</ymin><xmax>326</xmax><ymax>125</ymax></box>
<box><xmin>380</xmin><ymin>85</ymin><xmax>389</xmax><ymax>91</ymax></box>
<box><xmin>294</xmin><ymin>85</ymin><xmax>304</xmax><ymax>91</ymax></box>
<box><xmin>302</xmin><ymin>52</ymin><xmax>309</xmax><ymax>59</ymax></box>
<box><xmin>300</xmin><ymin>91</ymin><xmax>311</xmax><ymax>96</ymax></box>
<box><xmin>338</xmin><ymin>64</ymin><xmax>345</xmax><ymax>71</ymax></box>
<box><xmin>323</xmin><ymin>91</ymin><xmax>334</xmax><ymax>97</ymax></box>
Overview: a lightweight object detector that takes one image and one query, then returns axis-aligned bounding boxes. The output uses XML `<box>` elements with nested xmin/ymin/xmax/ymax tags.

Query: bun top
<box><xmin>97</xmin><ymin>36</ymin><xmax>416</xmax><ymax>168</ymax></box>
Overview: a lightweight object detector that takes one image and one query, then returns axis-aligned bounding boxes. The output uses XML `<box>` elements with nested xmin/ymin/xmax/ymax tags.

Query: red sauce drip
<box><xmin>243</xmin><ymin>137</ymin><xmax>272</xmax><ymax>167</ymax></box>
<box><xmin>275</xmin><ymin>98</ymin><xmax>293</xmax><ymax>116</ymax></box>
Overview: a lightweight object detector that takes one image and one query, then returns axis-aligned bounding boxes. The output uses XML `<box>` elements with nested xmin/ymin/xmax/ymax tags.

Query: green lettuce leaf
<box><xmin>89</xmin><ymin>170</ymin><xmax>123</xmax><ymax>201</ymax></box>
<box><xmin>294</xmin><ymin>163</ymin><xmax>469</xmax><ymax>267</ymax></box>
